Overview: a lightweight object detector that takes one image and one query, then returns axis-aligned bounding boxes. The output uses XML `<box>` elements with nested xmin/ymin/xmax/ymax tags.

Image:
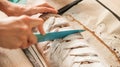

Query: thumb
<box><xmin>28</xmin><ymin>17</ymin><xmax>45</xmax><ymax>35</ymax></box>
<box><xmin>20</xmin><ymin>15</ymin><xmax>45</xmax><ymax>35</ymax></box>
<box><xmin>19</xmin><ymin>15</ymin><xmax>43</xmax><ymax>28</ymax></box>
<box><xmin>19</xmin><ymin>15</ymin><xmax>45</xmax><ymax>35</ymax></box>
<box><xmin>29</xmin><ymin>17</ymin><xmax>44</xmax><ymax>28</ymax></box>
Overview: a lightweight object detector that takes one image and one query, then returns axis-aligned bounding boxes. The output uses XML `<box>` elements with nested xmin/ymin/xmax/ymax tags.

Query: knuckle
<box><xmin>44</xmin><ymin>2</ymin><xmax>48</xmax><ymax>5</ymax></box>
<box><xmin>11</xmin><ymin>43</ymin><xmax>21</xmax><ymax>49</ymax></box>
<box><xmin>21</xmin><ymin>25</ymin><xmax>29</xmax><ymax>31</ymax></box>
<box><xmin>39</xmin><ymin>18</ymin><xmax>44</xmax><ymax>22</ymax></box>
<box><xmin>20</xmin><ymin>15</ymin><xmax>29</xmax><ymax>19</ymax></box>
<box><xmin>19</xmin><ymin>36</ymin><xmax>26</xmax><ymax>40</ymax></box>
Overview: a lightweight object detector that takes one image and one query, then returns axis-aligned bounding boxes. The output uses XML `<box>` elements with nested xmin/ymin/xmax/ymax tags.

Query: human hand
<box><xmin>23</xmin><ymin>3</ymin><xmax>58</xmax><ymax>16</ymax></box>
<box><xmin>0</xmin><ymin>15</ymin><xmax>44</xmax><ymax>49</ymax></box>
<box><xmin>1</xmin><ymin>1</ymin><xmax>57</xmax><ymax>16</ymax></box>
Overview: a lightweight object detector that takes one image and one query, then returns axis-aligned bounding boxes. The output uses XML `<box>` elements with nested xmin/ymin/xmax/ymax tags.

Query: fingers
<box><xmin>21</xmin><ymin>35</ymin><xmax>37</xmax><ymax>49</ymax></box>
<box><xmin>38</xmin><ymin>22</ymin><xmax>45</xmax><ymax>35</ymax></box>
<box><xmin>25</xmin><ymin>7</ymin><xmax>57</xmax><ymax>15</ymax></box>
<box><xmin>17</xmin><ymin>15</ymin><xmax>45</xmax><ymax>48</ymax></box>
<box><xmin>36</xmin><ymin>3</ymin><xmax>54</xmax><ymax>9</ymax></box>
<box><xmin>19</xmin><ymin>15</ymin><xmax>45</xmax><ymax>35</ymax></box>
<box><xmin>25</xmin><ymin>31</ymin><xmax>37</xmax><ymax>49</ymax></box>
<box><xmin>20</xmin><ymin>30</ymin><xmax>37</xmax><ymax>49</ymax></box>
<box><xmin>35</xmin><ymin>7</ymin><xmax>58</xmax><ymax>14</ymax></box>
<box><xmin>1</xmin><ymin>15</ymin><xmax>45</xmax><ymax>49</ymax></box>
<box><xmin>20</xmin><ymin>36</ymin><xmax>28</xmax><ymax>49</ymax></box>
<box><xmin>28</xmin><ymin>33</ymin><xmax>37</xmax><ymax>45</ymax></box>
<box><xmin>23</xmin><ymin>3</ymin><xmax>57</xmax><ymax>16</ymax></box>
<box><xmin>37</xmin><ymin>3</ymin><xmax>58</xmax><ymax>14</ymax></box>
<box><xmin>29</xmin><ymin>17</ymin><xmax>44</xmax><ymax>28</ymax></box>
<box><xmin>28</xmin><ymin>17</ymin><xmax>45</xmax><ymax>35</ymax></box>
<box><xmin>18</xmin><ymin>15</ymin><xmax>43</xmax><ymax>28</ymax></box>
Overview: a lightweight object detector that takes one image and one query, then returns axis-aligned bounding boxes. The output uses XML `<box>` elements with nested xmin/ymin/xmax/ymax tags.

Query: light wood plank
<box><xmin>0</xmin><ymin>47</ymin><xmax>33</xmax><ymax>67</ymax></box>
<box><xmin>99</xmin><ymin>0</ymin><xmax>120</xmax><ymax>16</ymax></box>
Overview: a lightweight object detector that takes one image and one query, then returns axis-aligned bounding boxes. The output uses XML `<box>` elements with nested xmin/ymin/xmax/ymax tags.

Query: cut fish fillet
<box><xmin>37</xmin><ymin>14</ymin><xmax>120</xmax><ymax>67</ymax></box>
<box><xmin>64</xmin><ymin>0</ymin><xmax>120</xmax><ymax>64</ymax></box>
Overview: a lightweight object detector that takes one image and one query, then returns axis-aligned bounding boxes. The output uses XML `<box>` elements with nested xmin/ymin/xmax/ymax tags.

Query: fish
<box><xmin>37</xmin><ymin>14</ymin><xmax>112</xmax><ymax>67</ymax></box>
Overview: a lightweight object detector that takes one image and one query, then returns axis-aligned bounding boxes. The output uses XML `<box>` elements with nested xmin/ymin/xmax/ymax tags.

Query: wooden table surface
<box><xmin>0</xmin><ymin>0</ymin><xmax>119</xmax><ymax>67</ymax></box>
<box><xmin>99</xmin><ymin>0</ymin><xmax>120</xmax><ymax>16</ymax></box>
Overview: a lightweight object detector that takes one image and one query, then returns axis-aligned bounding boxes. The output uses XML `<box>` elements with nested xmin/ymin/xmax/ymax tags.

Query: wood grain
<box><xmin>0</xmin><ymin>47</ymin><xmax>33</xmax><ymax>67</ymax></box>
<box><xmin>99</xmin><ymin>0</ymin><xmax>120</xmax><ymax>16</ymax></box>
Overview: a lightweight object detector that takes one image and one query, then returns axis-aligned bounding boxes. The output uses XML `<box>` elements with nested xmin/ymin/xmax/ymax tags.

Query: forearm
<box><xmin>0</xmin><ymin>0</ymin><xmax>26</xmax><ymax>16</ymax></box>
<box><xmin>0</xmin><ymin>0</ymin><xmax>10</xmax><ymax>13</ymax></box>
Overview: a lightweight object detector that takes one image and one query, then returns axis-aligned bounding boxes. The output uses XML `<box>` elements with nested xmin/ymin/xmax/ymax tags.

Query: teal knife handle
<box><xmin>34</xmin><ymin>30</ymin><xmax>85</xmax><ymax>42</ymax></box>
<box><xmin>8</xmin><ymin>0</ymin><xmax>26</xmax><ymax>4</ymax></box>
<box><xmin>8</xmin><ymin>0</ymin><xmax>20</xmax><ymax>3</ymax></box>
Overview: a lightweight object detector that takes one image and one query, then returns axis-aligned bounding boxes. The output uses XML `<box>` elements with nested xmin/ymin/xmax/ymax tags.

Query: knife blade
<box><xmin>34</xmin><ymin>30</ymin><xmax>85</xmax><ymax>42</ymax></box>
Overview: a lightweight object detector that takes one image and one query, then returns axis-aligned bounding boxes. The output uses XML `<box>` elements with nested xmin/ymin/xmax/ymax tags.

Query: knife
<box><xmin>36</xmin><ymin>0</ymin><xmax>84</xmax><ymax>42</ymax></box>
<box><xmin>58</xmin><ymin>0</ymin><xmax>83</xmax><ymax>15</ymax></box>
<box><xmin>8</xmin><ymin>0</ymin><xmax>26</xmax><ymax>4</ymax></box>
<box><xmin>34</xmin><ymin>30</ymin><xmax>85</xmax><ymax>42</ymax></box>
